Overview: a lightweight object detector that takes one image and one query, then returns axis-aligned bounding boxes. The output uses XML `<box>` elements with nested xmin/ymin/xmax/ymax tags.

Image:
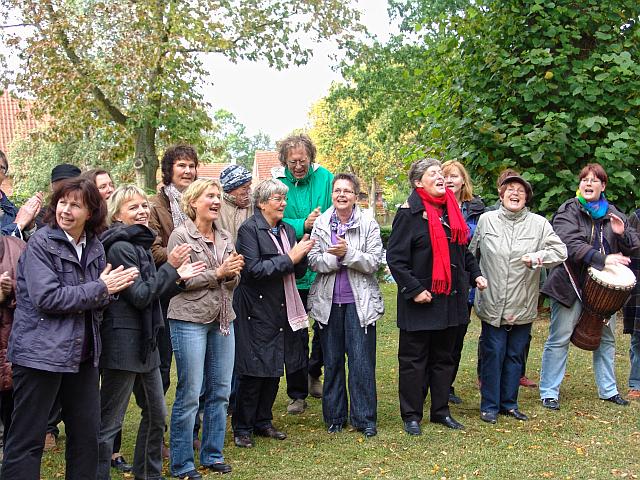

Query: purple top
<box><xmin>331</xmin><ymin>230</ymin><xmax>355</xmax><ymax>304</ymax></box>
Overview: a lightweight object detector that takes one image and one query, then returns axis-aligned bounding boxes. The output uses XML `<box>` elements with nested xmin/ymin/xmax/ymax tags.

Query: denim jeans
<box><xmin>480</xmin><ymin>322</ymin><xmax>532</xmax><ymax>414</ymax></box>
<box><xmin>169</xmin><ymin>320</ymin><xmax>234</xmax><ymax>476</ymax></box>
<box><xmin>629</xmin><ymin>331</ymin><xmax>640</xmax><ymax>390</ymax></box>
<box><xmin>319</xmin><ymin>303</ymin><xmax>377</xmax><ymax>429</ymax></box>
<box><xmin>539</xmin><ymin>299</ymin><xmax>619</xmax><ymax>400</ymax></box>
<box><xmin>98</xmin><ymin>368</ymin><xmax>166</xmax><ymax>480</ymax></box>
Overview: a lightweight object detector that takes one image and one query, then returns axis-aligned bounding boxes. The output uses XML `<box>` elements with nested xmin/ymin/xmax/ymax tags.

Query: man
<box><xmin>272</xmin><ymin>134</ymin><xmax>333</xmax><ymax>414</ymax></box>
<box><xmin>0</xmin><ymin>149</ymin><xmax>43</xmax><ymax>239</ymax></box>
<box><xmin>218</xmin><ymin>164</ymin><xmax>253</xmax><ymax>242</ymax></box>
<box><xmin>622</xmin><ymin>209</ymin><xmax>640</xmax><ymax>399</ymax></box>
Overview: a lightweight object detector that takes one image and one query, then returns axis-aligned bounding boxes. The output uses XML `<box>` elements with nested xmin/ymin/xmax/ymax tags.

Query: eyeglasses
<box><xmin>505</xmin><ymin>187</ymin><xmax>526</xmax><ymax>195</ymax></box>
<box><xmin>333</xmin><ymin>189</ymin><xmax>355</xmax><ymax>195</ymax></box>
<box><xmin>580</xmin><ymin>177</ymin><xmax>602</xmax><ymax>185</ymax></box>
<box><xmin>287</xmin><ymin>159</ymin><xmax>309</xmax><ymax>167</ymax></box>
<box><xmin>268</xmin><ymin>196</ymin><xmax>287</xmax><ymax>204</ymax></box>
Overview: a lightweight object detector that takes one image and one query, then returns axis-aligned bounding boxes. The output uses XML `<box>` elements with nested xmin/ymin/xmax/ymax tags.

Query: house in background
<box><xmin>197</xmin><ymin>163</ymin><xmax>231</xmax><ymax>180</ymax></box>
<box><xmin>0</xmin><ymin>91</ymin><xmax>39</xmax><ymax>195</ymax></box>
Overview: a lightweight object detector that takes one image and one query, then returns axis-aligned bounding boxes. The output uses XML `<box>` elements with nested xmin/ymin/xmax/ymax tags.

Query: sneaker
<box><xmin>541</xmin><ymin>398</ymin><xmax>560</xmax><ymax>410</ymax></box>
<box><xmin>308</xmin><ymin>375</ymin><xmax>323</xmax><ymax>399</ymax></box>
<box><xmin>287</xmin><ymin>398</ymin><xmax>307</xmax><ymax>415</ymax></box>
<box><xmin>603</xmin><ymin>394</ymin><xmax>629</xmax><ymax>406</ymax></box>
<box><xmin>628</xmin><ymin>389</ymin><xmax>640</xmax><ymax>400</ymax></box>
<box><xmin>519</xmin><ymin>376</ymin><xmax>538</xmax><ymax>388</ymax></box>
<box><xmin>43</xmin><ymin>433</ymin><xmax>57</xmax><ymax>451</ymax></box>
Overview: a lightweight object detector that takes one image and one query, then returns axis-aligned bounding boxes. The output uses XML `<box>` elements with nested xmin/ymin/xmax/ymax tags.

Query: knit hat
<box><xmin>220</xmin><ymin>165</ymin><xmax>252</xmax><ymax>193</ymax></box>
<box><xmin>51</xmin><ymin>164</ymin><xmax>81</xmax><ymax>183</ymax></box>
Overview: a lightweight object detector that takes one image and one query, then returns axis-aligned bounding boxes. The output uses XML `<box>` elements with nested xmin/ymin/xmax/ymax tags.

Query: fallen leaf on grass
<box><xmin>357</xmin><ymin>467</ymin><xmax>372</xmax><ymax>475</ymax></box>
<box><xmin>575</xmin><ymin>447</ymin><xmax>584</xmax><ymax>455</ymax></box>
<box><xmin>540</xmin><ymin>472</ymin><xmax>555</xmax><ymax>478</ymax></box>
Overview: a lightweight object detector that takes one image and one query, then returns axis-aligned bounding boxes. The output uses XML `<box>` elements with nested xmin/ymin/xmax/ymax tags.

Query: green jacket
<box><xmin>272</xmin><ymin>163</ymin><xmax>334</xmax><ymax>291</ymax></box>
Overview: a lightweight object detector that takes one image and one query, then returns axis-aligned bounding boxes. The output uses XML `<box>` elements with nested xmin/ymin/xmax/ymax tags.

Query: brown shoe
<box><xmin>519</xmin><ymin>376</ymin><xmax>537</xmax><ymax>388</ymax></box>
<box><xmin>628</xmin><ymin>389</ymin><xmax>640</xmax><ymax>400</ymax></box>
<box><xmin>43</xmin><ymin>433</ymin><xmax>57</xmax><ymax>451</ymax></box>
<box><xmin>308</xmin><ymin>375</ymin><xmax>323</xmax><ymax>399</ymax></box>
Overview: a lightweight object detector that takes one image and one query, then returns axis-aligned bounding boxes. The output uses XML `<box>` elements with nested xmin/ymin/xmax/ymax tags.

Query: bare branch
<box><xmin>0</xmin><ymin>23</ymin><xmax>36</xmax><ymax>29</ymax></box>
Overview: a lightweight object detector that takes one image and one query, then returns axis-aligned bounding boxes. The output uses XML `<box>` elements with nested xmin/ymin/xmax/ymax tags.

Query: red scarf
<box><xmin>415</xmin><ymin>187</ymin><xmax>469</xmax><ymax>295</ymax></box>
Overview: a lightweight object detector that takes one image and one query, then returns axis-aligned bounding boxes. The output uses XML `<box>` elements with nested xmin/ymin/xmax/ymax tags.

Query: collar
<box><xmin>63</xmin><ymin>230</ymin><xmax>87</xmax><ymax>248</ymax></box>
<box><xmin>184</xmin><ymin>217</ymin><xmax>229</xmax><ymax>244</ymax></box>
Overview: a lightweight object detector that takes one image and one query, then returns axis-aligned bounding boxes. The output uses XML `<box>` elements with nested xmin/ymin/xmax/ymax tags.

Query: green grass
<box><xmin>41</xmin><ymin>284</ymin><xmax>640</xmax><ymax>479</ymax></box>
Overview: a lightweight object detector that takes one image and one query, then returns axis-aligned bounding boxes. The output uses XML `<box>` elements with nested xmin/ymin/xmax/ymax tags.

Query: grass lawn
<box><xmin>41</xmin><ymin>283</ymin><xmax>639</xmax><ymax>479</ymax></box>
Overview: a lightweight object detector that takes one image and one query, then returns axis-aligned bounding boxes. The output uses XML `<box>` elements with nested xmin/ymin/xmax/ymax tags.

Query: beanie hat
<box><xmin>220</xmin><ymin>165</ymin><xmax>252</xmax><ymax>193</ymax></box>
<box><xmin>51</xmin><ymin>164</ymin><xmax>82</xmax><ymax>183</ymax></box>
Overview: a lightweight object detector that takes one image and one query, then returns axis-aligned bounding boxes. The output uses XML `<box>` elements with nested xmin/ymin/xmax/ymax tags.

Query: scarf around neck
<box><xmin>415</xmin><ymin>187</ymin><xmax>469</xmax><ymax>295</ymax></box>
<box><xmin>330</xmin><ymin>208</ymin><xmax>356</xmax><ymax>238</ymax></box>
<box><xmin>165</xmin><ymin>183</ymin><xmax>188</xmax><ymax>228</ymax></box>
<box><xmin>267</xmin><ymin>225</ymin><xmax>308</xmax><ymax>332</ymax></box>
<box><xmin>576</xmin><ymin>190</ymin><xmax>609</xmax><ymax>219</ymax></box>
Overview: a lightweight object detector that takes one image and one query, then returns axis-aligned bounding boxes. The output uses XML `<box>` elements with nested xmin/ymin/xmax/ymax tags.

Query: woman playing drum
<box><xmin>539</xmin><ymin>163</ymin><xmax>640</xmax><ymax>410</ymax></box>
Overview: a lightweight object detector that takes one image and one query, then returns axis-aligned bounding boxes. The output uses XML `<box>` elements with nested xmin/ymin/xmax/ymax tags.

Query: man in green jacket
<box><xmin>273</xmin><ymin>134</ymin><xmax>334</xmax><ymax>414</ymax></box>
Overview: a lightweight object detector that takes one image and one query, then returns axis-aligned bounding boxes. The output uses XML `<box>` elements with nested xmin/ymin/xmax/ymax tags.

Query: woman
<box><xmin>97</xmin><ymin>186</ymin><xmax>206</xmax><ymax>480</ymax></box>
<box><xmin>442</xmin><ymin>160</ymin><xmax>485</xmax><ymax>404</ymax></box>
<box><xmin>386</xmin><ymin>158</ymin><xmax>486</xmax><ymax>436</ymax></box>
<box><xmin>83</xmin><ymin>168</ymin><xmax>116</xmax><ymax>201</ymax></box>
<box><xmin>232</xmin><ymin>179</ymin><xmax>314</xmax><ymax>447</ymax></box>
<box><xmin>307</xmin><ymin>173</ymin><xmax>384</xmax><ymax>437</ymax></box>
<box><xmin>167</xmin><ymin>178</ymin><xmax>243</xmax><ymax>479</ymax></box>
<box><xmin>469</xmin><ymin>175</ymin><xmax>566</xmax><ymax>423</ymax></box>
<box><xmin>539</xmin><ymin>163</ymin><xmax>640</xmax><ymax>410</ymax></box>
<box><xmin>0</xmin><ymin>178</ymin><xmax>138</xmax><ymax>480</ymax></box>
<box><xmin>0</xmin><ymin>235</ymin><xmax>26</xmax><ymax>447</ymax></box>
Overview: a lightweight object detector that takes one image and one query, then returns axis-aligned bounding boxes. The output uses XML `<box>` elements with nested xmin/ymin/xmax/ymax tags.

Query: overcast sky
<box><xmin>200</xmin><ymin>0</ymin><xmax>394</xmax><ymax>141</ymax></box>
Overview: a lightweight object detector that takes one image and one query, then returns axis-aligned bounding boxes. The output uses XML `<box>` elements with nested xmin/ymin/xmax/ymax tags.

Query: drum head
<box><xmin>588</xmin><ymin>264</ymin><xmax>637</xmax><ymax>289</ymax></box>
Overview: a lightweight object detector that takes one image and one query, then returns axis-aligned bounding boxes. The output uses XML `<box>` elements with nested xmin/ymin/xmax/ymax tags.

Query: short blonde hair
<box><xmin>442</xmin><ymin>160</ymin><xmax>474</xmax><ymax>202</ymax></box>
<box><xmin>107</xmin><ymin>185</ymin><xmax>148</xmax><ymax>225</ymax></box>
<box><xmin>181</xmin><ymin>178</ymin><xmax>221</xmax><ymax>220</ymax></box>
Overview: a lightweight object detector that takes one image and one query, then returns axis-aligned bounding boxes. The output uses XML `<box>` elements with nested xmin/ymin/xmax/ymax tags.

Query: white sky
<box><xmin>199</xmin><ymin>0</ymin><xmax>394</xmax><ymax>141</ymax></box>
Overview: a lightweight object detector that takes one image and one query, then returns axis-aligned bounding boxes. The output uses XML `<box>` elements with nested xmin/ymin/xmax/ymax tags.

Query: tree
<box><xmin>202</xmin><ymin>109</ymin><xmax>272</xmax><ymax>170</ymax></box>
<box><xmin>335</xmin><ymin>0</ymin><xmax>640</xmax><ymax>215</ymax></box>
<box><xmin>309</xmin><ymin>93</ymin><xmax>406</xmax><ymax>209</ymax></box>
<box><xmin>1</xmin><ymin>0</ymin><xmax>360</xmax><ymax>189</ymax></box>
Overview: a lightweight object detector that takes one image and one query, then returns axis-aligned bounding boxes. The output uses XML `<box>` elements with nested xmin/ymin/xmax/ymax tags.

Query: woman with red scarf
<box><xmin>387</xmin><ymin>158</ymin><xmax>487</xmax><ymax>435</ymax></box>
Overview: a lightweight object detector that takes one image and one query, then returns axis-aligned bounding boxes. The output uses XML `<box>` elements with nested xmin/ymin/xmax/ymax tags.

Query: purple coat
<box><xmin>8</xmin><ymin>225</ymin><xmax>111</xmax><ymax>373</ymax></box>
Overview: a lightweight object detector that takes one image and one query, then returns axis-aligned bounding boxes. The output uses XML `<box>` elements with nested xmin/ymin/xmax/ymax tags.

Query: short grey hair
<box><xmin>409</xmin><ymin>158</ymin><xmax>442</xmax><ymax>189</ymax></box>
<box><xmin>107</xmin><ymin>184</ymin><xmax>148</xmax><ymax>225</ymax></box>
<box><xmin>253</xmin><ymin>179</ymin><xmax>289</xmax><ymax>208</ymax></box>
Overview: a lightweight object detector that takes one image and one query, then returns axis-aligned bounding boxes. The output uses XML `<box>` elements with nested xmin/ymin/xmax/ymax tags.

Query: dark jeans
<box><xmin>398</xmin><ymin>327</ymin><xmax>457</xmax><ymax>422</ymax></box>
<box><xmin>319</xmin><ymin>303</ymin><xmax>376</xmax><ymax>429</ymax></box>
<box><xmin>477</xmin><ymin>333</ymin><xmax>532</xmax><ymax>378</ymax></box>
<box><xmin>1</xmin><ymin>362</ymin><xmax>100</xmax><ymax>480</ymax></box>
<box><xmin>98</xmin><ymin>368</ymin><xmax>166</xmax><ymax>480</ymax></box>
<box><xmin>480</xmin><ymin>322</ymin><xmax>532</xmax><ymax>414</ymax></box>
<box><xmin>232</xmin><ymin>375</ymin><xmax>280</xmax><ymax>436</ymax></box>
<box><xmin>0</xmin><ymin>390</ymin><xmax>13</xmax><ymax>447</ymax></box>
<box><xmin>46</xmin><ymin>395</ymin><xmax>62</xmax><ymax>437</ymax></box>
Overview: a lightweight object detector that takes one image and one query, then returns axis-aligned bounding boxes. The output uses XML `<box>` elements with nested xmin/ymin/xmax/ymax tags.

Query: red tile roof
<box><xmin>198</xmin><ymin>163</ymin><xmax>231</xmax><ymax>180</ymax></box>
<box><xmin>252</xmin><ymin>151</ymin><xmax>281</xmax><ymax>183</ymax></box>
<box><xmin>0</xmin><ymin>91</ymin><xmax>38</xmax><ymax>154</ymax></box>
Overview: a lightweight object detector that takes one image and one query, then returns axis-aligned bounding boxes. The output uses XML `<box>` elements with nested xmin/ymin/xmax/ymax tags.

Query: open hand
<box><xmin>0</xmin><ymin>271</ymin><xmax>12</xmax><ymax>295</ymax></box>
<box><xmin>605</xmin><ymin>253</ymin><xmax>631</xmax><ymax>267</ymax></box>
<box><xmin>100</xmin><ymin>264</ymin><xmax>139</xmax><ymax>294</ymax></box>
<box><xmin>216</xmin><ymin>252</ymin><xmax>245</xmax><ymax>280</ymax></box>
<box><xmin>304</xmin><ymin>207</ymin><xmax>321</xmax><ymax>233</ymax></box>
<box><xmin>167</xmin><ymin>243</ymin><xmax>193</xmax><ymax>269</ymax></box>
<box><xmin>288</xmin><ymin>234</ymin><xmax>315</xmax><ymax>264</ymax></box>
<box><xmin>327</xmin><ymin>236</ymin><xmax>348</xmax><ymax>258</ymax></box>
<box><xmin>177</xmin><ymin>260</ymin><xmax>207</xmax><ymax>281</ymax></box>
<box><xmin>609</xmin><ymin>213</ymin><xmax>625</xmax><ymax>236</ymax></box>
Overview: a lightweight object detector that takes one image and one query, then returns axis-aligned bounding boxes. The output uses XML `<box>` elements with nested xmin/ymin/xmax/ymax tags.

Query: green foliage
<box><xmin>1</xmin><ymin>0</ymin><xmax>361</xmax><ymax>188</ymax></box>
<box><xmin>202</xmin><ymin>110</ymin><xmax>273</xmax><ymax>169</ymax></box>
<box><xmin>334</xmin><ymin>0</ymin><xmax>640</xmax><ymax>216</ymax></box>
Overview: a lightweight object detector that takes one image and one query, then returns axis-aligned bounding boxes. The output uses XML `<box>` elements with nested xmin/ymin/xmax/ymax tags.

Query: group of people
<box><xmin>0</xmin><ymin>139</ymin><xmax>637</xmax><ymax>479</ymax></box>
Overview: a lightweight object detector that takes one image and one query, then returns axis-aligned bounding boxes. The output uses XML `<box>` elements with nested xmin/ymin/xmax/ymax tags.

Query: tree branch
<box><xmin>0</xmin><ymin>23</ymin><xmax>36</xmax><ymax>29</ymax></box>
<box><xmin>41</xmin><ymin>1</ymin><xmax>129</xmax><ymax>126</ymax></box>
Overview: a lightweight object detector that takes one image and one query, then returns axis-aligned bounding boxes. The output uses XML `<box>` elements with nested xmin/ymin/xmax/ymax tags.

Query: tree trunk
<box><xmin>133</xmin><ymin>123</ymin><xmax>159</xmax><ymax>191</ymax></box>
<box><xmin>368</xmin><ymin>177</ymin><xmax>377</xmax><ymax>215</ymax></box>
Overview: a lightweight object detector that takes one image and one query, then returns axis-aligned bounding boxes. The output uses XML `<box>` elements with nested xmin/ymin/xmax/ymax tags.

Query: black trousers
<box><xmin>450</xmin><ymin>322</ymin><xmax>469</xmax><ymax>393</ymax></box>
<box><xmin>158</xmin><ymin>297</ymin><xmax>173</xmax><ymax>394</ymax></box>
<box><xmin>0</xmin><ymin>390</ymin><xmax>13</xmax><ymax>447</ymax></box>
<box><xmin>1</xmin><ymin>362</ymin><xmax>100</xmax><ymax>480</ymax></box>
<box><xmin>232</xmin><ymin>375</ymin><xmax>280</xmax><ymax>435</ymax></box>
<box><xmin>398</xmin><ymin>327</ymin><xmax>457</xmax><ymax>422</ymax></box>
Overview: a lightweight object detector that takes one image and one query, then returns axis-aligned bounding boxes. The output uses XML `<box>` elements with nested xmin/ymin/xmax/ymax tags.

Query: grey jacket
<box><xmin>167</xmin><ymin>218</ymin><xmax>239</xmax><ymax>324</ymax></box>
<box><xmin>307</xmin><ymin>206</ymin><xmax>384</xmax><ymax>329</ymax></box>
<box><xmin>469</xmin><ymin>206</ymin><xmax>567</xmax><ymax>327</ymax></box>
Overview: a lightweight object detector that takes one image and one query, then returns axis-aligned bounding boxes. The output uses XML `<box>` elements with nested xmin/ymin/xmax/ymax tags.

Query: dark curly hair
<box><xmin>277</xmin><ymin>134</ymin><xmax>316</xmax><ymax>167</ymax></box>
<box><xmin>43</xmin><ymin>177</ymin><xmax>107</xmax><ymax>235</ymax></box>
<box><xmin>161</xmin><ymin>144</ymin><xmax>199</xmax><ymax>186</ymax></box>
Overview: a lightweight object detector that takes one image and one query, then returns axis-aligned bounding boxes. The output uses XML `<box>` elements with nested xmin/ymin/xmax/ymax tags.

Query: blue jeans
<box><xmin>629</xmin><ymin>331</ymin><xmax>640</xmax><ymax>390</ymax></box>
<box><xmin>319</xmin><ymin>303</ymin><xmax>376</xmax><ymax>429</ymax></box>
<box><xmin>169</xmin><ymin>320</ymin><xmax>234</xmax><ymax>476</ymax></box>
<box><xmin>539</xmin><ymin>299</ymin><xmax>619</xmax><ymax>400</ymax></box>
<box><xmin>480</xmin><ymin>322</ymin><xmax>532</xmax><ymax>414</ymax></box>
<box><xmin>98</xmin><ymin>368</ymin><xmax>166</xmax><ymax>480</ymax></box>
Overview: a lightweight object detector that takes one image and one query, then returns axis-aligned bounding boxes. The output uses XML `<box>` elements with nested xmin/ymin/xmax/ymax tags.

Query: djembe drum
<box><xmin>571</xmin><ymin>263</ymin><xmax>637</xmax><ymax>351</ymax></box>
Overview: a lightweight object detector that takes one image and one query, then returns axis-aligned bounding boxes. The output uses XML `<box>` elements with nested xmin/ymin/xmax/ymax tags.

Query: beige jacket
<box><xmin>218</xmin><ymin>194</ymin><xmax>253</xmax><ymax>243</ymax></box>
<box><xmin>469</xmin><ymin>206</ymin><xmax>567</xmax><ymax>327</ymax></box>
<box><xmin>167</xmin><ymin>218</ymin><xmax>239</xmax><ymax>324</ymax></box>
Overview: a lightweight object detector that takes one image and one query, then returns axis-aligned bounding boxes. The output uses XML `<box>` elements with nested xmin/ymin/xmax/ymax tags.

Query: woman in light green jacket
<box><xmin>469</xmin><ymin>174</ymin><xmax>566</xmax><ymax>425</ymax></box>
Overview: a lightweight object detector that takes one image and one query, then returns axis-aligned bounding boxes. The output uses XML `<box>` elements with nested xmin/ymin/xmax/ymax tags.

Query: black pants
<box><xmin>0</xmin><ymin>390</ymin><xmax>13</xmax><ymax>447</ymax></box>
<box><xmin>232</xmin><ymin>375</ymin><xmax>280</xmax><ymax>435</ymax></box>
<box><xmin>1</xmin><ymin>362</ymin><xmax>100</xmax><ymax>480</ymax></box>
<box><xmin>398</xmin><ymin>327</ymin><xmax>457</xmax><ymax>422</ymax></box>
<box><xmin>450</xmin><ymin>322</ymin><xmax>469</xmax><ymax>393</ymax></box>
<box><xmin>158</xmin><ymin>297</ymin><xmax>173</xmax><ymax>394</ymax></box>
